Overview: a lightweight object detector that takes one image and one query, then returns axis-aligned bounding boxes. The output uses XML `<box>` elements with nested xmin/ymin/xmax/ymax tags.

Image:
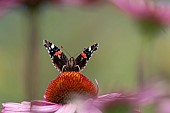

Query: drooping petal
<box><xmin>92</xmin><ymin>92</ymin><xmax>141</xmax><ymax>113</ymax></box>
<box><xmin>77</xmin><ymin>107</ymin><xmax>102</xmax><ymax>113</ymax></box>
<box><xmin>91</xmin><ymin>92</ymin><xmax>122</xmax><ymax>110</ymax></box>
<box><xmin>54</xmin><ymin>103</ymin><xmax>77</xmax><ymax>113</ymax></box>
<box><xmin>136</xmin><ymin>79</ymin><xmax>167</xmax><ymax>106</ymax></box>
<box><xmin>136</xmin><ymin>88</ymin><xmax>158</xmax><ymax>105</ymax></box>
<box><xmin>2</xmin><ymin>101</ymin><xmax>31</xmax><ymax>113</ymax></box>
<box><xmin>77</xmin><ymin>102</ymin><xmax>102</xmax><ymax>113</ymax></box>
<box><xmin>94</xmin><ymin>93</ymin><xmax>121</xmax><ymax>104</ymax></box>
<box><xmin>31</xmin><ymin>100</ymin><xmax>61</xmax><ymax>112</ymax></box>
<box><xmin>73</xmin><ymin>98</ymin><xmax>101</xmax><ymax>113</ymax></box>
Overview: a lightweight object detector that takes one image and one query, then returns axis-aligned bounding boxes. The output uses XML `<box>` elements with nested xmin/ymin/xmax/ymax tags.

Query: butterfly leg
<box><xmin>75</xmin><ymin>65</ymin><xmax>81</xmax><ymax>71</ymax></box>
<box><xmin>62</xmin><ymin>65</ymin><xmax>67</xmax><ymax>72</ymax></box>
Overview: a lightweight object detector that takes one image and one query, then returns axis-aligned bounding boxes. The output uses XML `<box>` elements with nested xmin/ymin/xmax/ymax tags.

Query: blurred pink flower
<box><xmin>111</xmin><ymin>0</ymin><xmax>170</xmax><ymax>25</ymax></box>
<box><xmin>136</xmin><ymin>87</ymin><xmax>163</xmax><ymax>106</ymax></box>
<box><xmin>131</xmin><ymin>77</ymin><xmax>170</xmax><ymax>113</ymax></box>
<box><xmin>51</xmin><ymin>0</ymin><xmax>98</xmax><ymax>5</ymax></box>
<box><xmin>157</xmin><ymin>97</ymin><xmax>170</xmax><ymax>113</ymax></box>
<box><xmin>136</xmin><ymin>77</ymin><xmax>168</xmax><ymax>106</ymax></box>
<box><xmin>0</xmin><ymin>0</ymin><xmax>99</xmax><ymax>11</ymax></box>
<box><xmin>0</xmin><ymin>0</ymin><xmax>19</xmax><ymax>16</ymax></box>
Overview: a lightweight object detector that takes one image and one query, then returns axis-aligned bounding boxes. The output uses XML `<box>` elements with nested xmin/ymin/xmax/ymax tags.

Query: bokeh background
<box><xmin>1</xmin><ymin>1</ymin><xmax>170</xmax><ymax>112</ymax></box>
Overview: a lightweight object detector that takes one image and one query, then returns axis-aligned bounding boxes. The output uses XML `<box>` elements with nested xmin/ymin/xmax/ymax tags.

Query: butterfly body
<box><xmin>43</xmin><ymin>40</ymin><xmax>99</xmax><ymax>73</ymax></box>
<box><xmin>61</xmin><ymin>57</ymin><xmax>79</xmax><ymax>72</ymax></box>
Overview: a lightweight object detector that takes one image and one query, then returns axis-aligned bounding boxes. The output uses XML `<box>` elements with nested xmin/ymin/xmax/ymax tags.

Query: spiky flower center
<box><xmin>44</xmin><ymin>72</ymin><xmax>97</xmax><ymax>104</ymax></box>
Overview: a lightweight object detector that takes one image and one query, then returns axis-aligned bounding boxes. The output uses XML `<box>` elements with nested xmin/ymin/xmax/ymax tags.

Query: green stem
<box><xmin>137</xmin><ymin>51</ymin><xmax>144</xmax><ymax>89</ymax></box>
<box><xmin>24</xmin><ymin>9</ymin><xmax>40</xmax><ymax>100</ymax></box>
<box><xmin>144</xmin><ymin>38</ymin><xmax>154</xmax><ymax>79</ymax></box>
<box><xmin>137</xmin><ymin>37</ymin><xmax>154</xmax><ymax>89</ymax></box>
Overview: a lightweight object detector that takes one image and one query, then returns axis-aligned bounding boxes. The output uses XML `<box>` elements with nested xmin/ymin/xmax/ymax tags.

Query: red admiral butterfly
<box><xmin>43</xmin><ymin>40</ymin><xmax>99</xmax><ymax>73</ymax></box>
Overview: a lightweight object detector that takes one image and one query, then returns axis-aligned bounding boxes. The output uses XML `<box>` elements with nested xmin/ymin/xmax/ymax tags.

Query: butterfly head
<box><xmin>67</xmin><ymin>57</ymin><xmax>76</xmax><ymax>69</ymax></box>
<box><xmin>68</xmin><ymin>57</ymin><xmax>74</xmax><ymax>66</ymax></box>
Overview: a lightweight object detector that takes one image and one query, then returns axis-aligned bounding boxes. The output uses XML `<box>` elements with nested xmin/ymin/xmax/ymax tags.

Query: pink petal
<box><xmin>55</xmin><ymin>103</ymin><xmax>77</xmax><ymax>113</ymax></box>
<box><xmin>51</xmin><ymin>0</ymin><xmax>97</xmax><ymax>5</ymax></box>
<box><xmin>31</xmin><ymin>100</ymin><xmax>58</xmax><ymax>106</ymax></box>
<box><xmin>112</xmin><ymin>0</ymin><xmax>170</xmax><ymax>25</ymax></box>
<box><xmin>136</xmin><ymin>83</ymin><xmax>166</xmax><ymax>106</ymax></box>
<box><xmin>93</xmin><ymin>93</ymin><xmax>140</xmax><ymax>113</ymax></box>
<box><xmin>2</xmin><ymin>101</ymin><xmax>31</xmax><ymax>112</ymax></box>
<box><xmin>136</xmin><ymin>88</ymin><xmax>157</xmax><ymax>105</ymax></box>
<box><xmin>112</xmin><ymin>0</ymin><xmax>152</xmax><ymax>18</ymax></box>
<box><xmin>76</xmin><ymin>102</ymin><xmax>102</xmax><ymax>113</ymax></box>
<box><xmin>93</xmin><ymin>93</ymin><xmax>121</xmax><ymax>107</ymax></box>
<box><xmin>96</xmin><ymin>93</ymin><xmax>121</xmax><ymax>102</ymax></box>
<box><xmin>154</xmin><ymin>3</ymin><xmax>170</xmax><ymax>24</ymax></box>
<box><xmin>31</xmin><ymin>100</ymin><xmax>61</xmax><ymax>112</ymax></box>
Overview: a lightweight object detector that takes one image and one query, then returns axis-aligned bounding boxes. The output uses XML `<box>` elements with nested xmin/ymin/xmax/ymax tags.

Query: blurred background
<box><xmin>1</xmin><ymin>0</ymin><xmax>170</xmax><ymax>113</ymax></box>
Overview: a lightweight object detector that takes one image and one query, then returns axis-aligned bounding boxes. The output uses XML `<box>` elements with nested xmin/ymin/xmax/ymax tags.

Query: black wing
<box><xmin>75</xmin><ymin>43</ymin><xmax>99</xmax><ymax>72</ymax></box>
<box><xmin>43</xmin><ymin>40</ymin><xmax>68</xmax><ymax>73</ymax></box>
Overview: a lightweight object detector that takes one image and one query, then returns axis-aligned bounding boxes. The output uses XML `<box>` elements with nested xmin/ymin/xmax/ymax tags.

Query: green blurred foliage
<box><xmin>1</xmin><ymin>3</ymin><xmax>170</xmax><ymax>112</ymax></box>
<box><xmin>102</xmin><ymin>100</ymin><xmax>133</xmax><ymax>113</ymax></box>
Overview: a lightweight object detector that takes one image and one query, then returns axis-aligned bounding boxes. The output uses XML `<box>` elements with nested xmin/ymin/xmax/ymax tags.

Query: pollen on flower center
<box><xmin>44</xmin><ymin>72</ymin><xmax>98</xmax><ymax>104</ymax></box>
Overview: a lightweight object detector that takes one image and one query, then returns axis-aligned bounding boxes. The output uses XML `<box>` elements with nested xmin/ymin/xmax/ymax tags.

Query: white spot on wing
<box><xmin>51</xmin><ymin>44</ymin><xmax>55</xmax><ymax>49</ymax></box>
<box><xmin>88</xmin><ymin>47</ymin><xmax>91</xmax><ymax>51</ymax></box>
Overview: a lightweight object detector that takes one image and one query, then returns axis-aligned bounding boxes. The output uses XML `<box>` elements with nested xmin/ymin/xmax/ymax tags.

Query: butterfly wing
<box><xmin>75</xmin><ymin>43</ymin><xmax>99</xmax><ymax>72</ymax></box>
<box><xmin>43</xmin><ymin>40</ymin><xmax>68</xmax><ymax>73</ymax></box>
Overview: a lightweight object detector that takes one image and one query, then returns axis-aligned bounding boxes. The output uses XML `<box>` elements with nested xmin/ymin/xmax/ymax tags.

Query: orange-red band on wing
<box><xmin>54</xmin><ymin>51</ymin><xmax>62</xmax><ymax>56</ymax></box>
<box><xmin>81</xmin><ymin>52</ymin><xmax>87</xmax><ymax>59</ymax></box>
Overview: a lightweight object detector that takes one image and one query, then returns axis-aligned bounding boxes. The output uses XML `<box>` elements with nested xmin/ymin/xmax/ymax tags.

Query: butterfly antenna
<box><xmin>73</xmin><ymin>47</ymin><xmax>86</xmax><ymax>58</ymax></box>
<box><xmin>61</xmin><ymin>46</ymin><xmax>72</xmax><ymax>57</ymax></box>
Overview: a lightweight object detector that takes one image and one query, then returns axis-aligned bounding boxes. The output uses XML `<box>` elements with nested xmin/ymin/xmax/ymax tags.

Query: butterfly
<box><xmin>43</xmin><ymin>40</ymin><xmax>99</xmax><ymax>73</ymax></box>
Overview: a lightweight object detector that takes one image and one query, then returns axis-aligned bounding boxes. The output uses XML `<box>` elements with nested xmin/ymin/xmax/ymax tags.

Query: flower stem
<box><xmin>137</xmin><ymin>51</ymin><xmax>144</xmax><ymax>89</ymax></box>
<box><xmin>137</xmin><ymin>37</ymin><xmax>154</xmax><ymax>89</ymax></box>
<box><xmin>24</xmin><ymin>9</ymin><xmax>40</xmax><ymax>100</ymax></box>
